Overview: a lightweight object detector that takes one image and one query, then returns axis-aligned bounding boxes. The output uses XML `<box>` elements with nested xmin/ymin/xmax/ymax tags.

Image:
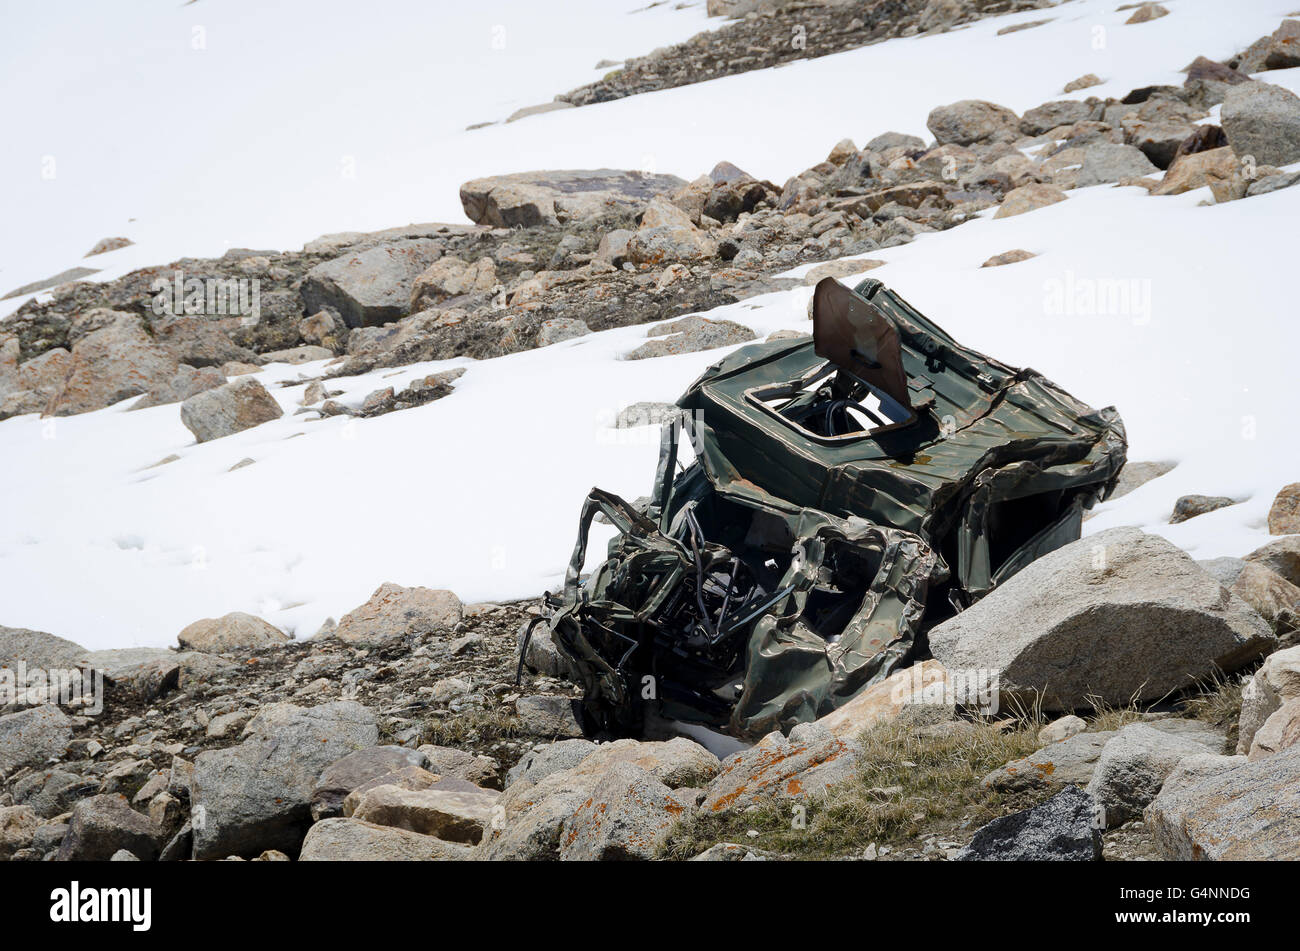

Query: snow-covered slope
<box><xmin>3</xmin><ymin>0</ymin><xmax>1298</xmax><ymax>648</ymax></box>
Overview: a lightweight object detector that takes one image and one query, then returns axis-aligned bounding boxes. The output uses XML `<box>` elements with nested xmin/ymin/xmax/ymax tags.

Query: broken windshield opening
<box><xmin>745</xmin><ymin>360</ymin><xmax>914</xmax><ymax>440</ymax></box>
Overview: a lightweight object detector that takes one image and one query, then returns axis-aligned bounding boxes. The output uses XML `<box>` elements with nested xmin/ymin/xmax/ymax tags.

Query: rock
<box><xmin>516</xmin><ymin>619</ymin><xmax>577</xmax><ymax>680</ymax></box>
<box><xmin>177</xmin><ymin>611</ymin><xmax>288</xmax><ymax>652</ymax></box>
<box><xmin>615</xmin><ymin>401</ymin><xmax>678</xmax><ymax>428</ymax></box>
<box><xmin>261</xmin><ymin>345</ymin><xmax>333</xmax><ymax>364</ymax></box>
<box><xmin>926</xmin><ymin>100</ymin><xmax>1020</xmax><ymax>146</ymax></box>
<box><xmin>409</xmin><ymin>256</ymin><xmax>497</xmax><ymax>311</ymax></box>
<box><xmin>984</xmin><ymin>731</ymin><xmax>1115</xmax><ymax>791</ymax></box>
<box><xmin>180</xmin><ymin>376</ymin><xmax>283</xmax><ymax>442</ymax></box>
<box><xmin>1199</xmin><ymin>557</ymin><xmax>1246</xmax><ymax>587</ymax></box>
<box><xmin>1019</xmin><ymin>100</ymin><xmax>1095</xmax><ymax>137</ymax></box>
<box><xmin>1248</xmin><ymin>697</ymin><xmax>1300</xmax><ymax>760</ymax></box>
<box><xmin>12</xmin><ymin>770</ymin><xmax>96</xmax><ymax>818</ymax></box>
<box><xmin>1221</xmin><ymin>81</ymin><xmax>1300</xmax><ymax>167</ymax></box>
<box><xmin>333</xmin><ymin>583</ymin><xmax>463</xmax><ymax>644</ymax></box>
<box><xmin>594</xmin><ymin>229</ymin><xmax>634</xmax><ymax>267</ymax></box>
<box><xmin>133</xmin><ymin>364</ymin><xmax>226</xmax><ymax>410</ymax></box>
<box><xmin>1040</xmin><ymin>715</ymin><xmax>1087</xmax><ymax>745</ymax></box>
<box><xmin>701</xmin><ymin>723</ymin><xmax>860</xmax><ymax>814</ymax></box>
<box><xmin>1170</xmin><ymin>494</ymin><xmax>1238</xmax><ymax>523</ymax></box>
<box><xmin>827</xmin><ymin>138</ymin><xmax>857</xmax><ymax>164</ymax></box>
<box><xmin>555</xmin><ymin>737</ymin><xmax>720</xmax><ymax>789</ymax></box>
<box><xmin>299</xmin><ymin>817</ymin><xmax>468</xmax><ymax>860</ymax></box>
<box><xmin>1229</xmin><ymin>563</ymin><xmax>1300</xmax><ymax>639</ymax></box>
<box><xmin>506</xmin><ymin>100</ymin><xmax>574</xmax><ymax>123</ymax></box>
<box><xmin>816</xmin><ymin>660</ymin><xmax>952</xmax><ymax>738</ymax></box>
<box><xmin>46</xmin><ymin>312</ymin><xmax>179</xmax><ymax>416</ymax></box>
<box><xmin>865</xmin><ymin>131</ymin><xmax>925</xmax><ymax>152</ymax></box>
<box><xmin>56</xmin><ymin>794</ymin><xmax>161</xmax><ymax>861</ymax></box>
<box><xmin>0</xmin><ymin>625</ymin><xmax>87</xmax><ymax>671</ymax></box>
<box><xmin>351</xmin><ymin>781</ymin><xmax>500</xmax><ymax>844</ymax></box>
<box><xmin>981</xmin><ymin>249</ymin><xmax>1036</xmax><ymax>267</ymax></box>
<box><xmin>84</xmin><ymin>237</ymin><xmax>133</xmax><ymax>257</ymax></box>
<box><xmin>1153</xmin><ymin>146</ymin><xmax>1240</xmax><ymax>196</ymax></box>
<box><xmin>559</xmin><ymin>762</ymin><xmax>688</xmax><ymax>860</ymax></box>
<box><xmin>506</xmin><ymin>739</ymin><xmax>598</xmax><ymax>787</ymax></box>
<box><xmin>626</xmin><ymin>315</ymin><xmax>755</xmax><ymax>360</ymax></box>
<box><xmin>1246</xmin><ymin>537</ymin><xmax>1300</xmax><ymax>588</ymax></box>
<box><xmin>153</xmin><ymin>317</ymin><xmax>259</xmax><ymax>368</ymax></box>
<box><xmin>690</xmin><ymin>842</ymin><xmax>765</xmax><ymax>861</ymax></box>
<box><xmin>299</xmin><ymin>310</ymin><xmax>346</xmax><ymax>351</ymax></box>
<box><xmin>1085</xmin><ymin>723</ymin><xmax>1219</xmax><ymax>826</ymax></box>
<box><xmin>1268</xmin><ymin>483</ymin><xmax>1300</xmax><ymax>534</ymax></box>
<box><xmin>1125</xmin><ymin>3</ymin><xmax>1168</xmax><ymax>25</ymax></box>
<box><xmin>535</xmin><ymin>318</ymin><xmax>591</xmax><ymax>347</ymax></box>
<box><xmin>310</xmin><ymin>746</ymin><xmax>431</xmax><ymax>821</ymax></box>
<box><xmin>459</xmin><ymin>169</ymin><xmax>685</xmax><ymax>228</ymax></box>
<box><xmin>1076</xmin><ymin>143</ymin><xmax>1159</xmax><ymax>187</ymax></box>
<box><xmin>928</xmin><ymin>528</ymin><xmax>1274</xmax><ymax>711</ymax></box>
<box><xmin>416</xmin><ymin>745</ymin><xmax>499</xmax><ymax>789</ymax></box>
<box><xmin>301</xmin><ymin>239</ymin><xmax>443</xmax><ymax>328</ymax></box>
<box><xmin>1246</xmin><ymin>169</ymin><xmax>1300</xmax><ymax>196</ymax></box>
<box><xmin>1237</xmin><ymin>646</ymin><xmax>1300</xmax><ymax>752</ymax></box>
<box><xmin>1146</xmin><ymin>742</ymin><xmax>1300</xmax><ymax>859</ymax></box>
<box><xmin>625</xmin><ymin>198</ymin><xmax>718</xmax><ymax>266</ymax></box>
<box><xmin>342</xmin><ymin>766</ymin><xmax>440</xmax><ymax>816</ymax></box>
<box><xmin>956</xmin><ymin>786</ymin><xmax>1101</xmax><ymax>861</ymax></box>
<box><xmin>0</xmin><ymin>705</ymin><xmax>72</xmax><ymax>774</ymax></box>
<box><xmin>516</xmin><ymin>695</ymin><xmax>583</xmax><ymax>738</ymax></box>
<box><xmin>994</xmin><ymin>182</ymin><xmax>1067</xmax><ymax>218</ymax></box>
<box><xmin>1064</xmin><ymin>74</ymin><xmax>1103</xmax><ymax>93</ymax></box>
<box><xmin>190</xmin><ymin>701</ymin><xmax>378</xmax><ymax>858</ymax></box>
<box><xmin>0</xmin><ymin>805</ymin><xmax>37</xmax><ymax>859</ymax></box>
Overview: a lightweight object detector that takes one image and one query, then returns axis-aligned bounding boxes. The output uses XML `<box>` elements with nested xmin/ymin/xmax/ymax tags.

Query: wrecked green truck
<box><xmin>535</xmin><ymin>277</ymin><xmax>1127</xmax><ymax>741</ymax></box>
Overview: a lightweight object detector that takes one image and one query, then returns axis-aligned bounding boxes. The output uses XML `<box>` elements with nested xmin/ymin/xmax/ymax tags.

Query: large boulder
<box><xmin>928</xmin><ymin>528</ymin><xmax>1275</xmax><ymax>711</ymax></box>
<box><xmin>1221</xmin><ymin>81</ymin><xmax>1300</xmax><ymax>167</ymax></box>
<box><xmin>1268</xmin><ymin>483</ymin><xmax>1300</xmax><ymax>535</ymax></box>
<box><xmin>12</xmin><ymin>769</ymin><xmax>97</xmax><ymax>819</ymax></box>
<box><xmin>350</xmin><ymin>780</ymin><xmax>500</xmax><ymax>844</ymax></box>
<box><xmin>299</xmin><ymin>817</ymin><xmax>468</xmax><ymax>860</ymax></box>
<box><xmin>926</xmin><ymin>100</ymin><xmax>1020</xmax><ymax>146</ymax></box>
<box><xmin>1152</xmin><ymin>146</ymin><xmax>1240</xmax><ymax>196</ymax></box>
<box><xmin>1146</xmin><ymin>742</ymin><xmax>1300</xmax><ymax>859</ymax></box>
<box><xmin>189</xmin><ymin>701</ymin><xmax>378</xmax><ymax>858</ymax></box>
<box><xmin>625</xmin><ymin>197</ymin><xmax>719</xmax><ymax>266</ymax></box>
<box><xmin>1236</xmin><ymin>645</ymin><xmax>1300</xmax><ymax>753</ymax></box>
<box><xmin>0</xmin><ymin>705</ymin><xmax>72</xmax><ymax>774</ymax></box>
<box><xmin>459</xmin><ymin>169</ymin><xmax>686</xmax><ymax>228</ymax></box>
<box><xmin>1230</xmin><ymin>562</ymin><xmax>1300</xmax><ymax>639</ymax></box>
<box><xmin>983</xmin><ymin>731</ymin><xmax>1115</xmax><ymax>792</ymax></box>
<box><xmin>301</xmin><ymin>239</ymin><xmax>443</xmax><ymax>328</ymax></box>
<box><xmin>409</xmin><ymin>256</ymin><xmax>497</xmax><ymax>312</ymax></box>
<box><xmin>333</xmin><ymin>583</ymin><xmax>463</xmax><ymax>644</ymax></box>
<box><xmin>1245</xmin><ymin>536</ymin><xmax>1300</xmax><ymax>588</ymax></box>
<box><xmin>993</xmin><ymin>182</ymin><xmax>1067</xmax><ymax>218</ymax></box>
<box><xmin>559</xmin><ymin>762</ymin><xmax>688</xmax><ymax>861</ymax></box>
<box><xmin>56</xmin><ymin>794</ymin><xmax>161</xmax><ymax>861</ymax></box>
<box><xmin>816</xmin><ymin>660</ymin><xmax>953</xmax><ymax>738</ymax></box>
<box><xmin>1084</xmin><ymin>722</ymin><xmax>1223</xmax><ymax>826</ymax></box>
<box><xmin>956</xmin><ymin>786</ymin><xmax>1101</xmax><ymax>861</ymax></box>
<box><xmin>0</xmin><ymin>625</ymin><xmax>87</xmax><ymax>671</ymax></box>
<box><xmin>177</xmin><ymin>611</ymin><xmax>288</xmax><ymax>652</ymax></box>
<box><xmin>1075</xmin><ymin>143</ymin><xmax>1159</xmax><ymax>187</ymax></box>
<box><xmin>506</xmin><ymin>739</ymin><xmax>598</xmax><ymax>787</ymax></box>
<box><xmin>1019</xmin><ymin>100</ymin><xmax>1096</xmax><ymax>137</ymax></box>
<box><xmin>46</xmin><ymin>311</ymin><xmax>179</xmax><ymax>416</ymax></box>
<box><xmin>180</xmin><ymin>376</ymin><xmax>283</xmax><ymax>442</ymax></box>
<box><xmin>1248</xmin><ymin>697</ymin><xmax>1300</xmax><ymax>760</ymax></box>
<box><xmin>416</xmin><ymin>745</ymin><xmax>499</xmax><ymax>789</ymax></box>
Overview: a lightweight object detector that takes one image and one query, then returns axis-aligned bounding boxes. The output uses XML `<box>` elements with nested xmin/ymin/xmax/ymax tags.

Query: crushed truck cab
<box><xmin>541</xmin><ymin>277</ymin><xmax>1127</xmax><ymax>740</ymax></box>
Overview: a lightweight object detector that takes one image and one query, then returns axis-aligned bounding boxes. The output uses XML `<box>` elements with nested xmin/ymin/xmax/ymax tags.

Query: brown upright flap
<box><xmin>811</xmin><ymin>277</ymin><xmax>912</xmax><ymax>411</ymax></box>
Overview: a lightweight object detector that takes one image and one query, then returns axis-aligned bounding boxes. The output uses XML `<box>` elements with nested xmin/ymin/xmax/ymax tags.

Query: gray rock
<box><xmin>615</xmin><ymin>401</ymin><xmax>679</xmax><ymax>428</ymax></box>
<box><xmin>1246</xmin><ymin>537</ymin><xmax>1300</xmax><ymax>590</ymax></box>
<box><xmin>12</xmin><ymin>769</ymin><xmax>97</xmax><ymax>818</ymax></box>
<box><xmin>459</xmin><ymin>169</ymin><xmax>685</xmax><ymax>228</ymax></box>
<box><xmin>0</xmin><ymin>805</ymin><xmax>37</xmax><ymax>859</ymax></box>
<box><xmin>1198</xmin><ymin>557</ymin><xmax>1246</xmax><ymax>587</ymax></box>
<box><xmin>1085</xmin><ymin>723</ymin><xmax>1218</xmax><ymax>826</ymax></box>
<box><xmin>559</xmin><ymin>762</ymin><xmax>687</xmax><ymax>860</ymax></box>
<box><xmin>928</xmin><ymin>528</ymin><xmax>1275</xmax><ymax>711</ymax></box>
<box><xmin>1221</xmin><ymin>81</ymin><xmax>1300</xmax><ymax>167</ymax></box>
<box><xmin>0</xmin><ymin>625</ymin><xmax>87</xmax><ymax>671</ymax></box>
<box><xmin>1146</xmin><ymin>742</ymin><xmax>1300</xmax><ymax>859</ymax></box>
<box><xmin>32</xmin><ymin>821</ymin><xmax>68</xmax><ymax>854</ymax></box>
<box><xmin>1019</xmin><ymin>100</ymin><xmax>1095</xmax><ymax>136</ymax></box>
<box><xmin>180</xmin><ymin>377</ymin><xmax>283</xmax><ymax>443</ymax></box>
<box><xmin>416</xmin><ymin>745</ymin><xmax>500</xmax><ymax>789</ymax></box>
<box><xmin>310</xmin><ymin>746</ymin><xmax>430</xmax><ymax>821</ymax></box>
<box><xmin>1230</xmin><ymin>562</ymin><xmax>1300</xmax><ymax>639</ymax></box>
<box><xmin>926</xmin><ymin>100</ymin><xmax>1020</xmax><ymax>146</ymax></box>
<box><xmin>865</xmin><ymin>131</ymin><xmax>926</xmax><ymax>153</ymax></box>
<box><xmin>627</xmin><ymin>315</ymin><xmax>756</xmax><ymax>360</ymax></box>
<box><xmin>341</xmin><ymin>766</ymin><xmax>440</xmax><ymax>816</ymax></box>
<box><xmin>516</xmin><ymin>695</ymin><xmax>584</xmax><ymax>738</ymax></box>
<box><xmin>0</xmin><ymin>705</ymin><xmax>72</xmax><ymax>774</ymax></box>
<box><xmin>1246</xmin><ymin>169</ymin><xmax>1300</xmax><ymax>197</ymax></box>
<box><xmin>47</xmin><ymin>312</ymin><xmax>179</xmax><ymax>417</ymax></box>
<box><xmin>56</xmin><ymin>794</ymin><xmax>161</xmax><ymax>861</ymax></box>
<box><xmin>350</xmin><ymin>780</ymin><xmax>500</xmax><ymax>844</ymax></box>
<box><xmin>1039</xmin><ymin>715</ymin><xmax>1087</xmax><ymax>745</ymax></box>
<box><xmin>1170</xmin><ymin>494</ymin><xmax>1237</xmax><ymax>523</ymax></box>
<box><xmin>1075</xmin><ymin>143</ymin><xmax>1159</xmax><ymax>187</ymax></box>
<box><xmin>1108</xmin><ymin>459</ymin><xmax>1175</xmax><ymax>500</ymax></box>
<box><xmin>506</xmin><ymin>738</ymin><xmax>598</xmax><ymax>787</ymax></box>
<box><xmin>1</xmin><ymin>266</ymin><xmax>100</xmax><ymax>301</ymax></box>
<box><xmin>594</xmin><ymin>229</ymin><xmax>634</xmax><ymax>267</ymax></box>
<box><xmin>956</xmin><ymin>786</ymin><xmax>1101</xmax><ymax>861</ymax></box>
<box><xmin>177</xmin><ymin>611</ymin><xmax>288</xmax><ymax>652</ymax></box>
<box><xmin>301</xmin><ymin>239</ymin><xmax>444</xmax><ymax>328</ymax></box>
<box><xmin>534</xmin><ymin>318</ymin><xmax>591</xmax><ymax>347</ymax></box>
<box><xmin>515</xmin><ymin>619</ymin><xmax>577</xmax><ymax>680</ymax></box>
<box><xmin>333</xmin><ymin>583</ymin><xmax>463</xmax><ymax>644</ymax></box>
<box><xmin>190</xmin><ymin>700</ymin><xmax>379</xmax><ymax>858</ymax></box>
<box><xmin>299</xmin><ymin>817</ymin><xmax>469</xmax><ymax>861</ymax></box>
<box><xmin>690</xmin><ymin>842</ymin><xmax>766</xmax><ymax>861</ymax></box>
<box><xmin>984</xmin><ymin>731</ymin><xmax>1115</xmax><ymax>791</ymax></box>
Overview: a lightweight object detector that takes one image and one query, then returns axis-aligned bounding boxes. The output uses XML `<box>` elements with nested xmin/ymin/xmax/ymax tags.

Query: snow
<box><xmin>2</xmin><ymin>0</ymin><xmax>1299</xmax><ymax>648</ymax></box>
